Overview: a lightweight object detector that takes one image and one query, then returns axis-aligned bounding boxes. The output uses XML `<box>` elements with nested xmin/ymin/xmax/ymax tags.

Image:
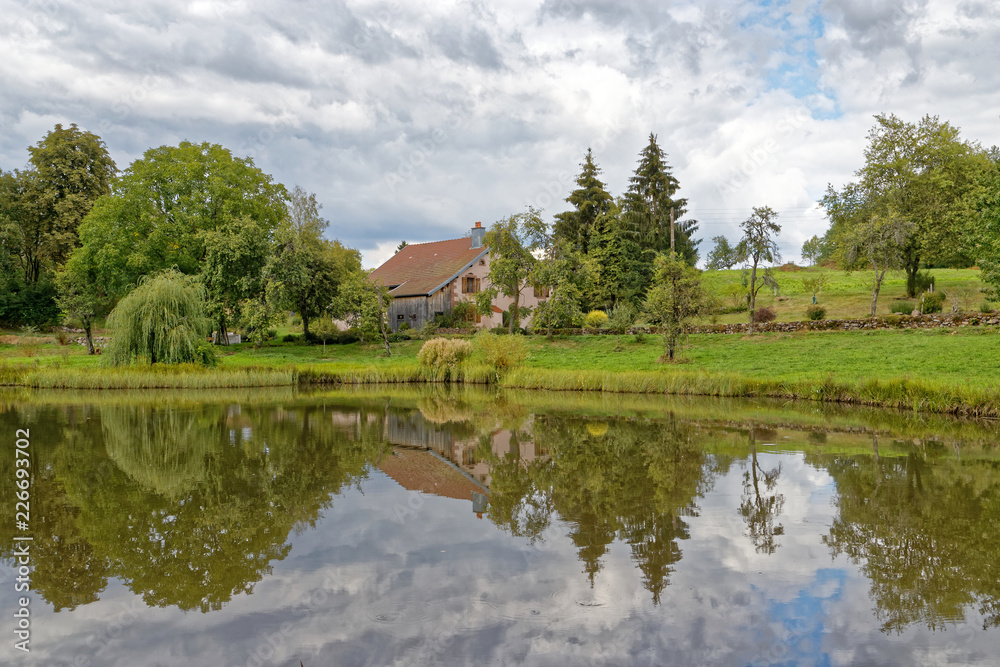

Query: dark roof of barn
<box><xmin>369</xmin><ymin>237</ymin><xmax>488</xmax><ymax>297</ymax></box>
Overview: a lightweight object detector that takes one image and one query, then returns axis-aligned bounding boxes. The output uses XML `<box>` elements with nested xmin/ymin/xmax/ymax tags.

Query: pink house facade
<box><xmin>368</xmin><ymin>222</ymin><xmax>547</xmax><ymax>332</ymax></box>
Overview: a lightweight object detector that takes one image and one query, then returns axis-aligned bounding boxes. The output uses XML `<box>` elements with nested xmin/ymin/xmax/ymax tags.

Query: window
<box><xmin>397</xmin><ymin>314</ymin><xmax>404</xmax><ymax>320</ymax></box>
<box><xmin>465</xmin><ymin>309</ymin><xmax>481</xmax><ymax>324</ymax></box>
<box><xmin>410</xmin><ymin>313</ymin><xmax>417</xmax><ymax>320</ymax></box>
<box><xmin>533</xmin><ymin>285</ymin><xmax>550</xmax><ymax>298</ymax></box>
<box><xmin>462</xmin><ymin>277</ymin><xmax>481</xmax><ymax>294</ymax></box>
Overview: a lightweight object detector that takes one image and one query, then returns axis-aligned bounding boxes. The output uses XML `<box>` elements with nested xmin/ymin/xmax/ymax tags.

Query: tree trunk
<box><xmin>904</xmin><ymin>253</ymin><xmax>920</xmax><ymax>298</ymax></box>
<box><xmin>302</xmin><ymin>313</ymin><xmax>310</xmax><ymax>339</ymax></box>
<box><xmin>83</xmin><ymin>316</ymin><xmax>95</xmax><ymax>355</ymax></box>
<box><xmin>748</xmin><ymin>260</ymin><xmax>759</xmax><ymax>334</ymax></box>
<box><xmin>870</xmin><ymin>268</ymin><xmax>886</xmax><ymax>317</ymax></box>
<box><xmin>217</xmin><ymin>317</ymin><xmax>229</xmax><ymax>346</ymax></box>
<box><xmin>509</xmin><ymin>289</ymin><xmax>520</xmax><ymax>334</ymax></box>
<box><xmin>376</xmin><ymin>289</ymin><xmax>391</xmax><ymax>356</ymax></box>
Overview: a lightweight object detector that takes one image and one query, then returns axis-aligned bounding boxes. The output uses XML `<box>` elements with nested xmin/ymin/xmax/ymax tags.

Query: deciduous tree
<box><xmin>735</xmin><ymin>206</ymin><xmax>781</xmax><ymax>333</ymax></box>
<box><xmin>644</xmin><ymin>252</ymin><xmax>703</xmax><ymax>361</ymax></box>
<box><xmin>476</xmin><ymin>207</ymin><xmax>547</xmax><ymax>333</ymax></box>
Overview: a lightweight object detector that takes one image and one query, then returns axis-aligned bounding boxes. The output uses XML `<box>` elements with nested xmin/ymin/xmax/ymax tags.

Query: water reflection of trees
<box><xmin>738</xmin><ymin>428</ymin><xmax>784</xmax><ymax>554</ymax></box>
<box><xmin>820</xmin><ymin>437</ymin><xmax>1000</xmax><ymax>633</ymax></box>
<box><xmin>0</xmin><ymin>402</ymin><xmax>387</xmax><ymax>613</ymax></box>
<box><xmin>486</xmin><ymin>414</ymin><xmax>721</xmax><ymax>604</ymax></box>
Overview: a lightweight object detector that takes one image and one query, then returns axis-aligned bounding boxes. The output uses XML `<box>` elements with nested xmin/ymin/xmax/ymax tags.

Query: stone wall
<box><xmin>435</xmin><ymin>312</ymin><xmax>1000</xmax><ymax>336</ymax></box>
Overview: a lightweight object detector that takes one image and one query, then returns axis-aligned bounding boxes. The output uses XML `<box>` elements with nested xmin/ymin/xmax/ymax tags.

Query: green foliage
<box><xmin>474</xmin><ymin>331</ymin><xmax>528</xmax><ymax>375</ymax></box>
<box><xmin>586</xmin><ymin>202</ymin><xmax>647</xmax><ymax>309</ymax></box>
<box><xmin>268</xmin><ymin>186</ymin><xmax>361</xmax><ymax>337</ymax></box>
<box><xmin>476</xmin><ymin>207</ymin><xmax>548</xmax><ymax>333</ymax></box>
<box><xmin>805</xmin><ymin>305</ymin><xmax>827</xmax><ymax>320</ymax></box>
<box><xmin>801</xmin><ymin>235</ymin><xmax>825</xmax><ymax>266</ymax></box>
<box><xmin>584</xmin><ymin>310</ymin><xmax>608</xmax><ymax>329</ymax></box>
<box><xmin>553</xmin><ymin>148</ymin><xmax>614</xmax><ymax>255</ymax></box>
<box><xmin>824</xmin><ymin>113</ymin><xmax>995</xmax><ymax>297</ymax></box>
<box><xmin>801</xmin><ymin>273</ymin><xmax>829</xmax><ymax>301</ymax></box>
<box><xmin>103</xmin><ymin>270</ymin><xmax>215</xmax><ymax>367</ymax></box>
<box><xmin>706</xmin><ymin>236</ymin><xmax>738</xmax><ymax>270</ymax></box>
<box><xmin>435</xmin><ymin>300</ymin><xmax>477</xmax><ymax>328</ymax></box>
<box><xmin>889</xmin><ymin>300</ymin><xmax>915</xmax><ymax>314</ymax></box>
<box><xmin>333</xmin><ymin>272</ymin><xmax>393</xmax><ymax>354</ymax></box>
<box><xmin>0</xmin><ymin>281</ymin><xmax>60</xmax><ymax>327</ymax></box>
<box><xmin>841</xmin><ymin>211</ymin><xmax>914</xmax><ymax>316</ymax></box>
<box><xmin>914</xmin><ymin>270</ymin><xmax>936</xmax><ymax>294</ymax></box>
<box><xmin>980</xmin><ymin>302</ymin><xmax>994</xmax><ymax>314</ymax></box>
<box><xmin>622</xmin><ymin>133</ymin><xmax>698</xmax><ymax>267</ymax></box>
<box><xmin>417</xmin><ymin>338</ymin><xmax>473</xmax><ymax>370</ymax></box>
<box><xmin>73</xmin><ymin>141</ymin><xmax>287</xmax><ymax>302</ymax></box>
<box><xmin>531</xmin><ymin>240</ymin><xmax>592</xmax><ymax>334</ymax></box>
<box><xmin>736</xmin><ymin>206</ymin><xmax>781</xmax><ymax>332</ymax></box>
<box><xmin>922</xmin><ymin>291</ymin><xmax>946</xmax><ymax>314</ymax></box>
<box><xmin>202</xmin><ymin>216</ymin><xmax>276</xmax><ymax>341</ymax></box>
<box><xmin>644</xmin><ymin>252</ymin><xmax>704</xmax><ymax>361</ymax></box>
<box><xmin>0</xmin><ymin>124</ymin><xmax>117</xmax><ymax>288</ymax></box>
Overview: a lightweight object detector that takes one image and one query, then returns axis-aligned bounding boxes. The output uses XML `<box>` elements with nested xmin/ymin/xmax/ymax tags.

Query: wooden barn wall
<box><xmin>387</xmin><ymin>284</ymin><xmax>453</xmax><ymax>331</ymax></box>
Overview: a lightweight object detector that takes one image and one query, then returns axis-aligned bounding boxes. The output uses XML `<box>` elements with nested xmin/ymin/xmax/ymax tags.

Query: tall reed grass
<box><xmin>25</xmin><ymin>364</ymin><xmax>294</xmax><ymax>389</ymax></box>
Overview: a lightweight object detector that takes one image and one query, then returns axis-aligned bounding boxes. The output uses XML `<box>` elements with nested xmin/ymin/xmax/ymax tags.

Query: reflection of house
<box><xmin>378</xmin><ymin>448</ymin><xmax>486</xmax><ymax>502</ymax></box>
<box><xmin>368</xmin><ymin>222</ymin><xmax>547</xmax><ymax>332</ymax></box>
<box><xmin>383</xmin><ymin>411</ymin><xmax>547</xmax><ymax>489</ymax></box>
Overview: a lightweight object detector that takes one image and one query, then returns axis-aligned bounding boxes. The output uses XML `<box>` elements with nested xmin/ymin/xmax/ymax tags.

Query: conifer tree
<box><xmin>622</xmin><ymin>133</ymin><xmax>699</xmax><ymax>268</ymax></box>
<box><xmin>553</xmin><ymin>148</ymin><xmax>614</xmax><ymax>255</ymax></box>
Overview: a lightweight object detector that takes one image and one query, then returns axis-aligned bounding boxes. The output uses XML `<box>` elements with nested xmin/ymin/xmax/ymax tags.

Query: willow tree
<box><xmin>103</xmin><ymin>270</ymin><xmax>214</xmax><ymax>366</ymax></box>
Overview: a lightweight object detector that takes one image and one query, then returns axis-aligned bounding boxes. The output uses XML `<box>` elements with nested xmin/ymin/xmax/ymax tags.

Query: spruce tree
<box><xmin>622</xmin><ymin>133</ymin><xmax>699</xmax><ymax>267</ymax></box>
<box><xmin>553</xmin><ymin>148</ymin><xmax>614</xmax><ymax>255</ymax></box>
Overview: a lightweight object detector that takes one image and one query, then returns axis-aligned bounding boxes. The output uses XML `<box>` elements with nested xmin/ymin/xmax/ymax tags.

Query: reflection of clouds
<box><xmin>13</xmin><ymin>456</ymin><xmax>999</xmax><ymax>665</ymax></box>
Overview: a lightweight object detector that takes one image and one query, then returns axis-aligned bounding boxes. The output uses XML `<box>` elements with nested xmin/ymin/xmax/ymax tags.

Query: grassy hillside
<box><xmin>698</xmin><ymin>266</ymin><xmax>988</xmax><ymax>323</ymax></box>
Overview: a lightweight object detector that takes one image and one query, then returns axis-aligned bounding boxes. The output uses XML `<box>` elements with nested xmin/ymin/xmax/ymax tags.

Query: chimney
<box><xmin>471</xmin><ymin>221</ymin><xmax>485</xmax><ymax>249</ymax></box>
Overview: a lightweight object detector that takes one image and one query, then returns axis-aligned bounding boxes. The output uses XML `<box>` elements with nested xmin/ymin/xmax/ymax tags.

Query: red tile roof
<box><xmin>378</xmin><ymin>447</ymin><xmax>486</xmax><ymax>502</ymax></box>
<box><xmin>369</xmin><ymin>237</ymin><xmax>488</xmax><ymax>297</ymax></box>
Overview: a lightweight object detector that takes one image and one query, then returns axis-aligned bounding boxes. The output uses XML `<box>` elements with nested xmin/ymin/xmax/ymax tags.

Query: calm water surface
<box><xmin>2</xmin><ymin>387</ymin><xmax>1000</xmax><ymax>666</ymax></box>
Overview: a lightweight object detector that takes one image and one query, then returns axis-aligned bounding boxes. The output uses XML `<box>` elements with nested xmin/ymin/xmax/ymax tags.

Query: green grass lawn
<box><xmin>3</xmin><ymin>328</ymin><xmax>997</xmax><ymax>389</ymax></box>
<box><xmin>698</xmin><ymin>267</ymin><xmax>988</xmax><ymax>324</ymax></box>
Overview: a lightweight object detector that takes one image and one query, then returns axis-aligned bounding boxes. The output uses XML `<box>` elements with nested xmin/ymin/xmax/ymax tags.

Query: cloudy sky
<box><xmin>1</xmin><ymin>0</ymin><xmax>998</xmax><ymax>268</ymax></box>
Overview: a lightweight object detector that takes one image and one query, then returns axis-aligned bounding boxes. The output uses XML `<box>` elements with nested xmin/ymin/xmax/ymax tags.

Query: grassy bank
<box><xmin>1</xmin><ymin>328</ymin><xmax>997</xmax><ymax>417</ymax></box>
<box><xmin>699</xmin><ymin>266</ymin><xmax>987</xmax><ymax>323</ymax></box>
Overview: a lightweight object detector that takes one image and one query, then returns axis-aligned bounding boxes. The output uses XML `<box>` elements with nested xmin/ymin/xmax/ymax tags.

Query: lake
<box><xmin>2</xmin><ymin>386</ymin><xmax>1000</xmax><ymax>666</ymax></box>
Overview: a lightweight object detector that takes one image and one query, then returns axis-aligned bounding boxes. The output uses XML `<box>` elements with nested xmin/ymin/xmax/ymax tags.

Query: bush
<box><xmin>282</xmin><ymin>333</ymin><xmax>300</xmax><ymax>343</ymax></box>
<box><xmin>914</xmin><ymin>270</ymin><xmax>935</xmax><ymax>294</ymax></box>
<box><xmin>584</xmin><ymin>310</ymin><xmax>608</xmax><ymax>329</ymax></box>
<box><xmin>474</xmin><ymin>331</ymin><xmax>528</xmax><ymax>374</ymax></box>
<box><xmin>0</xmin><ymin>282</ymin><xmax>61</xmax><ymax>327</ymax></box>
<box><xmin>417</xmin><ymin>337</ymin><xmax>473</xmax><ymax>368</ymax></box>
<box><xmin>889</xmin><ymin>300</ymin><xmax>915</xmax><ymax>314</ymax></box>
<box><xmin>980</xmin><ymin>302</ymin><xmax>995</xmax><ymax>314</ymax></box>
<box><xmin>922</xmin><ymin>291</ymin><xmax>946</xmax><ymax>314</ymax></box>
<box><xmin>55</xmin><ymin>330</ymin><xmax>70</xmax><ymax>346</ymax></box>
<box><xmin>752</xmin><ymin>306</ymin><xmax>776</xmax><ymax>324</ymax></box>
<box><xmin>883</xmin><ymin>314</ymin><xmax>902</xmax><ymax>326</ymax></box>
<box><xmin>386</xmin><ymin>332</ymin><xmax>411</xmax><ymax>343</ymax></box>
<box><xmin>398</xmin><ymin>322</ymin><xmax>410</xmax><ymax>331</ymax></box>
<box><xmin>805</xmin><ymin>305</ymin><xmax>826</xmax><ymax>321</ymax></box>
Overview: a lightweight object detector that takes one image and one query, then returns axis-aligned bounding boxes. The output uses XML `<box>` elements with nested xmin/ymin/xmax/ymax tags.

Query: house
<box><xmin>369</xmin><ymin>221</ymin><xmax>547</xmax><ymax>332</ymax></box>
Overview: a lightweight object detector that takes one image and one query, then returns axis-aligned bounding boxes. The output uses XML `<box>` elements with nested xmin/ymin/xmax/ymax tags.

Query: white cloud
<box><xmin>1</xmin><ymin>0</ymin><xmax>997</xmax><ymax>268</ymax></box>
